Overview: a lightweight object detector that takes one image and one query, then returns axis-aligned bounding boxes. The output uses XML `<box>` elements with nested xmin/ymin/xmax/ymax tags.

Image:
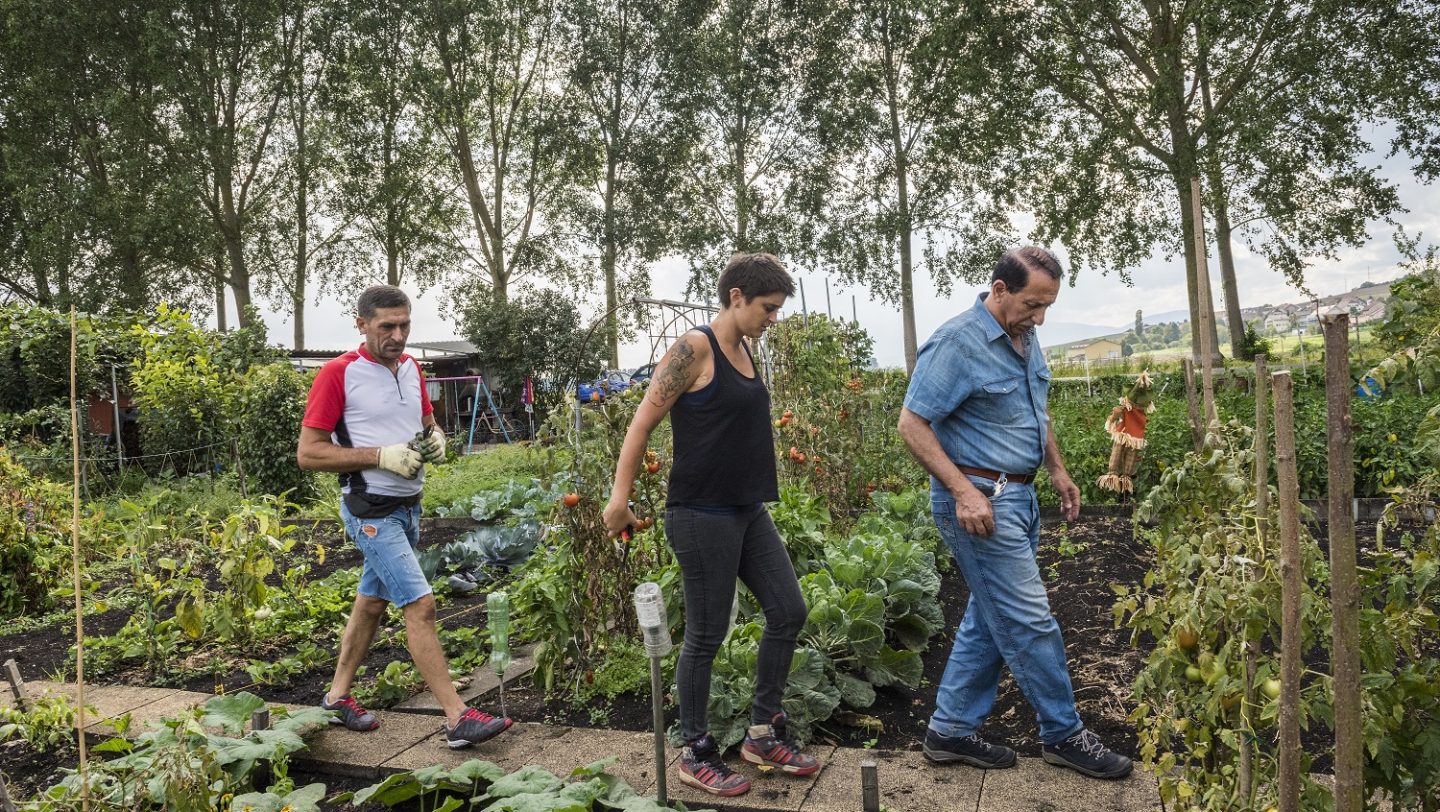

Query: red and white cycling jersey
<box><xmin>302</xmin><ymin>344</ymin><xmax>434</xmax><ymax>496</ymax></box>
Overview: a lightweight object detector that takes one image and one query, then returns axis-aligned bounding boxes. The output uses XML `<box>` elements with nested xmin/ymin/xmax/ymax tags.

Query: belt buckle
<box><xmin>992</xmin><ymin>472</ymin><xmax>1008</xmax><ymax>499</ymax></box>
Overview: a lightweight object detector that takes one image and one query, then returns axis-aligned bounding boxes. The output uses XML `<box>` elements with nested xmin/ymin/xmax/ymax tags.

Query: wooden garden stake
<box><xmin>1182</xmin><ymin>359</ymin><xmax>1204</xmax><ymax>452</ymax></box>
<box><xmin>1322</xmin><ymin>313</ymin><xmax>1362</xmax><ymax>812</ymax></box>
<box><xmin>860</xmin><ymin>760</ymin><xmax>879</xmax><ymax>812</ymax></box>
<box><xmin>251</xmin><ymin>708</ymin><xmax>271</xmax><ymax>790</ymax></box>
<box><xmin>68</xmin><ymin>307</ymin><xmax>91</xmax><ymax>812</ymax></box>
<box><xmin>0</xmin><ymin>772</ymin><xmax>17</xmax><ymax>812</ymax></box>
<box><xmin>2</xmin><ymin>659</ymin><xmax>25</xmax><ymax>711</ymax></box>
<box><xmin>1238</xmin><ymin>354</ymin><xmax>1270</xmax><ymax>808</ymax></box>
<box><xmin>1272</xmin><ymin>370</ymin><xmax>1301</xmax><ymax>812</ymax></box>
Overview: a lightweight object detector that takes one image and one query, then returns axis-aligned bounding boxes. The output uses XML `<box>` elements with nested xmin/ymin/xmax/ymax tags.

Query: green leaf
<box><xmin>483</xmin><ymin>765</ymin><xmax>563</xmax><ymax>799</ymax></box>
<box><xmin>201</xmin><ymin>692</ymin><xmax>266</xmax><ymax>733</ymax></box>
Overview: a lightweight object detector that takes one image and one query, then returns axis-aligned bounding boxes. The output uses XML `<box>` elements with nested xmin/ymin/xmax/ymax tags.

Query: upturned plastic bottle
<box><xmin>487</xmin><ymin>590</ymin><xmax>511</xmax><ymax>676</ymax></box>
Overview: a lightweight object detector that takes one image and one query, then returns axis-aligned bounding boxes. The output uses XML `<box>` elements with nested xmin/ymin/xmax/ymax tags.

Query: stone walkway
<box><xmin>5</xmin><ymin>680</ymin><xmax>1163</xmax><ymax>811</ymax></box>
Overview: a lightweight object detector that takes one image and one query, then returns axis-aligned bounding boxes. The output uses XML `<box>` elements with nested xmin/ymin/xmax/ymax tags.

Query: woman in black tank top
<box><xmin>602</xmin><ymin>253</ymin><xmax>818</xmax><ymax>797</ymax></box>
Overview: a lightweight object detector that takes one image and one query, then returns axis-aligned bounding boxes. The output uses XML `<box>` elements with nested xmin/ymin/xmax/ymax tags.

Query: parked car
<box><xmin>576</xmin><ymin>366</ymin><xmax>655</xmax><ymax>402</ymax></box>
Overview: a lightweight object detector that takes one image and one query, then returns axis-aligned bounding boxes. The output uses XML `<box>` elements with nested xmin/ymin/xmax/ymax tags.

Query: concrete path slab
<box><xmin>382</xmin><ymin>721</ymin><xmax>548</xmax><ymax>775</ymax></box>
<box><xmin>519</xmin><ymin>726</ymin><xmax>671</xmax><ymax>795</ymax></box>
<box><xmin>978</xmin><ymin>757</ymin><xmax>1161</xmax><ymax>812</ymax></box>
<box><xmin>393</xmin><ymin>646</ymin><xmax>535</xmax><ymax>714</ymax></box>
<box><xmin>86</xmin><ymin>690</ymin><xmax>211</xmax><ymax>735</ymax></box>
<box><xmin>294</xmin><ymin>709</ymin><xmax>449</xmax><ymax>779</ymax></box>
<box><xmin>806</xmin><ymin>747</ymin><xmax>981</xmax><ymax>812</ymax></box>
<box><xmin>662</xmin><ymin>742</ymin><xmax>836</xmax><ymax>812</ymax></box>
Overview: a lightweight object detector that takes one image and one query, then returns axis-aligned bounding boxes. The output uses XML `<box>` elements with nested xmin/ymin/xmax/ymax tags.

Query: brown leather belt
<box><xmin>958</xmin><ymin>465</ymin><xmax>1037</xmax><ymax>485</ymax></box>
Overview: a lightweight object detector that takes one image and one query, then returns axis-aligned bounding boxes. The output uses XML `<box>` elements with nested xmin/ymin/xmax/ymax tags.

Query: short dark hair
<box><xmin>992</xmin><ymin>246</ymin><xmax>1063</xmax><ymax>293</ymax></box>
<box><xmin>357</xmin><ymin>285</ymin><xmax>411</xmax><ymax>319</ymax></box>
<box><xmin>716</xmin><ymin>252</ymin><xmax>796</xmax><ymax>308</ymax></box>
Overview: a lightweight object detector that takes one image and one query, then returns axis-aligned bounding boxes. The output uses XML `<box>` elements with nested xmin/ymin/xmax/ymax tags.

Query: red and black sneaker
<box><xmin>740</xmin><ymin>712</ymin><xmax>820</xmax><ymax>776</ymax></box>
<box><xmin>678</xmin><ymin>733</ymin><xmax>751</xmax><ymax>797</ymax></box>
<box><xmin>443</xmin><ymin>707</ymin><xmax>513</xmax><ymax>749</ymax></box>
<box><xmin>321</xmin><ymin>694</ymin><xmax>379</xmax><ymax>731</ymax></box>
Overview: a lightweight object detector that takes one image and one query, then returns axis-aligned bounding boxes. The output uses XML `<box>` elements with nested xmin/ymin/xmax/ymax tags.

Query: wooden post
<box><xmin>232</xmin><ymin>438</ymin><xmax>248</xmax><ymax>500</ymax></box>
<box><xmin>251</xmin><ymin>707</ymin><xmax>271</xmax><ymax>790</ymax></box>
<box><xmin>1238</xmin><ymin>354</ymin><xmax>1270</xmax><ymax>808</ymax></box>
<box><xmin>1272</xmin><ymin>370</ymin><xmax>1302</xmax><ymax>812</ymax></box>
<box><xmin>2</xmin><ymin>659</ymin><xmax>25</xmax><ymax>711</ymax></box>
<box><xmin>1322</xmin><ymin>313</ymin><xmax>1362</xmax><ymax>812</ymax></box>
<box><xmin>1189</xmin><ymin>176</ymin><xmax>1219</xmax><ymax>429</ymax></box>
<box><xmin>1182</xmin><ymin>359</ymin><xmax>1204</xmax><ymax>452</ymax></box>
<box><xmin>860</xmin><ymin>760</ymin><xmax>879</xmax><ymax>812</ymax></box>
<box><xmin>0</xmin><ymin>771</ymin><xmax>17</xmax><ymax>812</ymax></box>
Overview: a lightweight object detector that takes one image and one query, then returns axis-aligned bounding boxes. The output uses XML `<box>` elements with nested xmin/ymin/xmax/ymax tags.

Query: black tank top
<box><xmin>666</xmin><ymin>325</ymin><xmax>779</xmax><ymax>507</ymax></box>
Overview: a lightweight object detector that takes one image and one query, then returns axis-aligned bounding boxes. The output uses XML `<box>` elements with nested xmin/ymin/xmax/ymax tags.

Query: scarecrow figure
<box><xmin>1097</xmin><ymin>372</ymin><xmax>1155</xmax><ymax>495</ymax></box>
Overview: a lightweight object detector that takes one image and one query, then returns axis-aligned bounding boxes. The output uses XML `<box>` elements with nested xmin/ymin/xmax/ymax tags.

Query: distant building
<box><xmin>1065</xmin><ymin>338</ymin><xmax>1123</xmax><ymax>362</ymax></box>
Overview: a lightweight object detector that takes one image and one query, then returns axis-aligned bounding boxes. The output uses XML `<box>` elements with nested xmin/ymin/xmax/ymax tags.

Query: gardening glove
<box><xmin>377</xmin><ymin>443</ymin><xmax>423</xmax><ymax>480</ymax></box>
<box><xmin>417</xmin><ymin>425</ymin><xmax>447</xmax><ymax>464</ymax></box>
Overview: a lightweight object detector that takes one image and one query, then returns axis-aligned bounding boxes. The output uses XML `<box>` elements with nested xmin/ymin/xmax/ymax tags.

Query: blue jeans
<box><xmin>928</xmin><ymin>477</ymin><xmax>1082</xmax><ymax>745</ymax></box>
<box><xmin>339</xmin><ymin>500</ymin><xmax>430</xmax><ymax>608</ymax></box>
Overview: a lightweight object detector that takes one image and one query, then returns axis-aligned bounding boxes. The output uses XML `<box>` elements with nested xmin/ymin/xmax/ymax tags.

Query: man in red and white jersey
<box><xmin>297</xmin><ymin>285</ymin><xmax>513</xmax><ymax>749</ymax></box>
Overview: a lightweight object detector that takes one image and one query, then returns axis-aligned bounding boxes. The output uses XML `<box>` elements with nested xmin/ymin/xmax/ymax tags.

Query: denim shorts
<box><xmin>339</xmin><ymin>499</ymin><xmax>430</xmax><ymax>608</ymax></box>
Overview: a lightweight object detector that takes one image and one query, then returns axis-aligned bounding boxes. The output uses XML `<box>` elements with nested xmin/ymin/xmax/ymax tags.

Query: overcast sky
<box><xmin>229</xmin><ymin>134</ymin><xmax>1438</xmax><ymax>370</ymax></box>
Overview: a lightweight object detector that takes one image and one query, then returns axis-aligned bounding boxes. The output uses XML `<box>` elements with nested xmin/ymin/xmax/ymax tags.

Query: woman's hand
<box><xmin>603</xmin><ymin>497</ymin><xmax>639</xmax><ymax>538</ymax></box>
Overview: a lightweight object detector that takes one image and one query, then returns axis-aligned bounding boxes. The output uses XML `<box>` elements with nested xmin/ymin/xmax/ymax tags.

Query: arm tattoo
<box><xmin>649</xmin><ymin>338</ymin><xmax>695</xmax><ymax>406</ymax></box>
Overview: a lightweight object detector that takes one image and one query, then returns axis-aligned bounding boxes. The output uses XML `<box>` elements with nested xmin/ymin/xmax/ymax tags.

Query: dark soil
<box><xmin>490</xmin><ymin>512</ymin><xmax>1150</xmax><ymax>758</ymax></box>
<box><xmin>3</xmin><ymin>514</ymin><xmax>1421</xmax><ymax>803</ymax></box>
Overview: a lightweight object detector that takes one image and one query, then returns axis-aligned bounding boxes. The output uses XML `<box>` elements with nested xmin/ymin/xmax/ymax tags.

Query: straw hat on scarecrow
<box><xmin>1097</xmin><ymin>372</ymin><xmax>1155</xmax><ymax>495</ymax></box>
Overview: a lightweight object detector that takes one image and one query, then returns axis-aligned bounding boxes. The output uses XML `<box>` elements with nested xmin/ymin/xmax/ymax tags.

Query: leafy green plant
<box><xmin>0</xmin><ymin>694</ymin><xmax>92</xmax><ymax>753</ymax></box>
<box><xmin>235</xmin><ymin>363</ymin><xmax>314</xmax><ymax>500</ymax></box>
<box><xmin>354</xmin><ymin>660</ymin><xmax>425</xmax><ymax>708</ymax></box>
<box><xmin>343</xmin><ymin>757</ymin><xmax>701</xmax><ymax>812</ymax></box>
<box><xmin>695</xmin><ymin>625</ymin><xmax>839</xmax><ymax>750</ymax></box>
<box><xmin>177</xmin><ymin>498</ymin><xmax>298</xmax><ymax>644</ymax></box>
<box><xmin>1118</xmin><ymin>423</ymin><xmax>1334</xmax><ymax>810</ymax></box>
<box><xmin>36</xmin><ymin>692</ymin><xmax>328</xmax><ymax>811</ymax></box>
<box><xmin>0</xmin><ymin>447</ymin><xmax>86</xmax><ymax>618</ymax></box>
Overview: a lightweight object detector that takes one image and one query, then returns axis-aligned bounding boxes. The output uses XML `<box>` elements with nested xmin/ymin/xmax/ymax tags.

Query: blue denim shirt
<box><xmin>903</xmin><ymin>293</ymin><xmax>1053</xmax><ymax>496</ymax></box>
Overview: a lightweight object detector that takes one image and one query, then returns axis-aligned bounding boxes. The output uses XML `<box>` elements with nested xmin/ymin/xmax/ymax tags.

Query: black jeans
<box><xmin>665</xmin><ymin>504</ymin><xmax>807</xmax><ymax>742</ymax></box>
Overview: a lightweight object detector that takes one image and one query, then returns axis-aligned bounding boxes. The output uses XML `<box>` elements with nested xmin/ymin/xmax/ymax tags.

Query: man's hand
<box><xmin>1051</xmin><ymin>468</ymin><xmax>1081</xmax><ymax>522</ymax></box>
<box><xmin>377</xmin><ymin>443</ymin><xmax>423</xmax><ymax>479</ymax></box>
<box><xmin>955</xmin><ymin>486</ymin><xmax>996</xmax><ymax>536</ymax></box>
<box><xmin>417</xmin><ymin>425</ymin><xmax>447</xmax><ymax>464</ymax></box>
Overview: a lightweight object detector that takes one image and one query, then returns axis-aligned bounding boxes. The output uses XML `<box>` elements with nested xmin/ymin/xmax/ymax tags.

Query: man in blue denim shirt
<box><xmin>898</xmin><ymin>247</ymin><xmax>1132</xmax><ymax>780</ymax></box>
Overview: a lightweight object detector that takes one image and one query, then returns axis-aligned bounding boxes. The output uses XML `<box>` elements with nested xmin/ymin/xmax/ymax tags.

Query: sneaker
<box><xmin>444</xmin><ymin>707</ymin><xmax>513</xmax><ymax>749</ymax></box>
<box><xmin>678</xmin><ymin>733</ymin><xmax>751</xmax><ymax>797</ymax></box>
<box><xmin>321</xmin><ymin>694</ymin><xmax>379</xmax><ymax>731</ymax></box>
<box><xmin>1042</xmin><ymin>728</ymin><xmax>1133</xmax><ymax>779</ymax></box>
<box><xmin>446</xmin><ymin>568</ymin><xmax>484</xmax><ymax>593</ymax></box>
<box><xmin>922</xmin><ymin>729</ymin><xmax>1017</xmax><ymax>769</ymax></box>
<box><xmin>741</xmin><ymin>712</ymin><xmax>820</xmax><ymax>776</ymax></box>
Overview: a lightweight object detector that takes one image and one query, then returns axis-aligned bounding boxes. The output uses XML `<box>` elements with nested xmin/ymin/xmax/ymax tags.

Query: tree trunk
<box><xmin>384</xmin><ymin>116</ymin><xmax>400</xmax><ymax>286</ymax></box>
<box><xmin>214</xmin><ymin>235</ymin><xmax>228</xmax><ymax>331</ymax></box>
<box><xmin>1188</xmin><ymin>177</ymin><xmax>1218</xmax><ymax>426</ymax></box>
<box><xmin>223</xmin><ymin>224</ymin><xmax>252</xmax><ymax>326</ymax></box>
<box><xmin>882</xmin><ymin>17</ymin><xmax>917</xmax><ymax>373</ymax></box>
<box><xmin>1207</xmin><ymin>163</ymin><xmax>1248</xmax><ymax>359</ymax></box>
<box><xmin>1322</xmin><ymin>314</ymin><xmax>1362</xmax><ymax>812</ymax></box>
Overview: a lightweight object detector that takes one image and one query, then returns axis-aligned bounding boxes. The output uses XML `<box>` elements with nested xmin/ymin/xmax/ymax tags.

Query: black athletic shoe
<box><xmin>1042</xmin><ymin>728</ymin><xmax>1133</xmax><ymax>779</ymax></box>
<box><xmin>443</xmin><ymin>707</ymin><xmax>513</xmax><ymax>749</ymax></box>
<box><xmin>678</xmin><ymin>733</ymin><xmax>750</xmax><ymax>796</ymax></box>
<box><xmin>321</xmin><ymin>694</ymin><xmax>379</xmax><ymax>731</ymax></box>
<box><xmin>922</xmin><ymin>729</ymin><xmax>1017</xmax><ymax>769</ymax></box>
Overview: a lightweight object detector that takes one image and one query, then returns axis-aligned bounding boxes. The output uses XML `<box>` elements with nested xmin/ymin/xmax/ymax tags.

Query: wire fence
<box><xmin>10</xmin><ymin>439</ymin><xmax>238</xmax><ymax>500</ymax></box>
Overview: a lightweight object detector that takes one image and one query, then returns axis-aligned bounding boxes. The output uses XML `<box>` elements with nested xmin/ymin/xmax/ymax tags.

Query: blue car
<box><xmin>577</xmin><ymin>366</ymin><xmax>655</xmax><ymax>402</ymax></box>
<box><xmin>577</xmin><ymin>370</ymin><xmax>633</xmax><ymax>402</ymax></box>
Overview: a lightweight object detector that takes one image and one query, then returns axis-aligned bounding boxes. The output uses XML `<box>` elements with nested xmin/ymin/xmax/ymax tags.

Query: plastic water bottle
<box><xmin>488</xmin><ymin>590</ymin><xmax>511</xmax><ymax>676</ymax></box>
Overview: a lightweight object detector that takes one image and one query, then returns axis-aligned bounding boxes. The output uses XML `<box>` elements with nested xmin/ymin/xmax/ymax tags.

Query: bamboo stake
<box><xmin>1272</xmin><ymin>370</ymin><xmax>1301</xmax><ymax>812</ymax></box>
<box><xmin>1322</xmin><ymin>313</ymin><xmax>1362</xmax><ymax>812</ymax></box>
<box><xmin>68</xmin><ymin>308</ymin><xmax>90</xmax><ymax>811</ymax></box>
<box><xmin>1182</xmin><ymin>359</ymin><xmax>1204</xmax><ymax>453</ymax></box>
<box><xmin>1189</xmin><ymin>176</ymin><xmax>1219</xmax><ymax>429</ymax></box>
